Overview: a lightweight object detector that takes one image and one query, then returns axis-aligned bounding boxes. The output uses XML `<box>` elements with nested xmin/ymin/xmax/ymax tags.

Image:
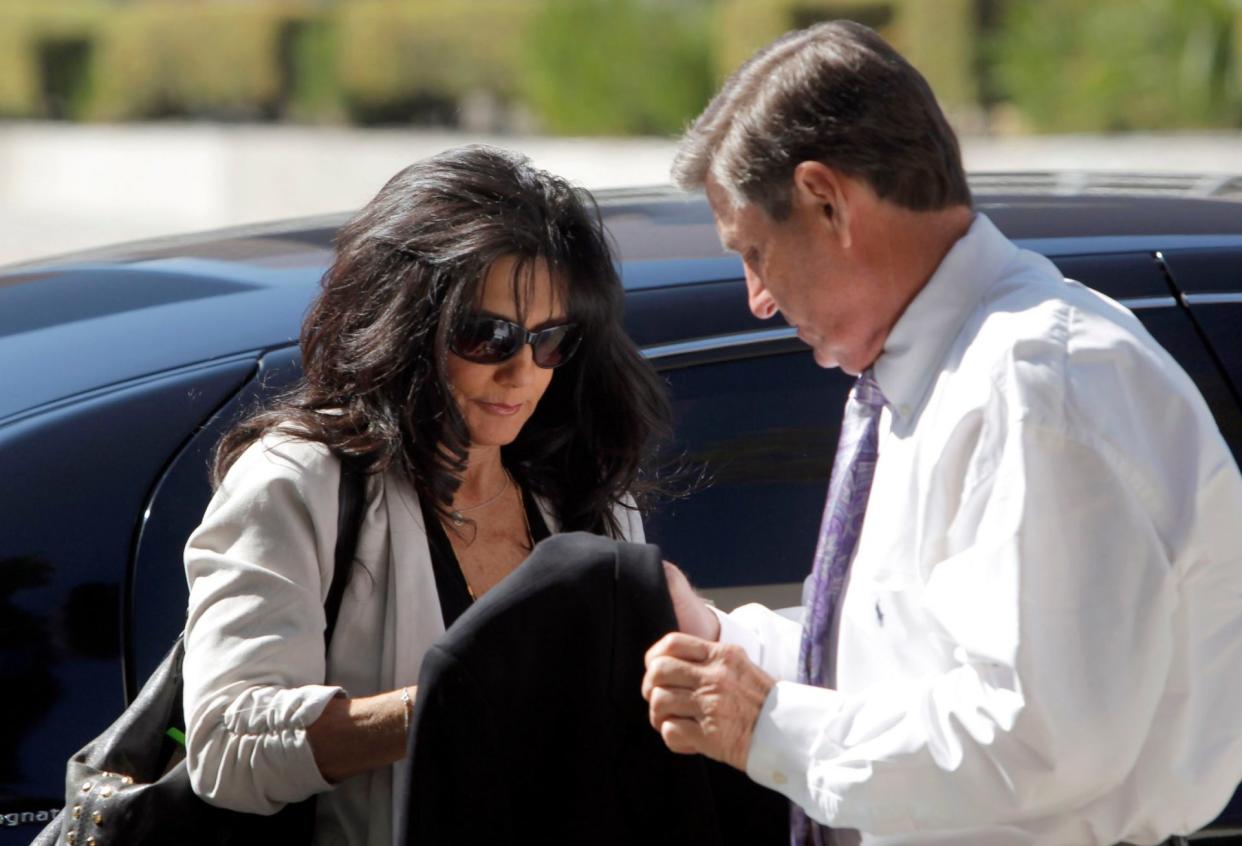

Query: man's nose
<box><xmin>746</xmin><ymin>271</ymin><xmax>778</xmax><ymax>320</ymax></box>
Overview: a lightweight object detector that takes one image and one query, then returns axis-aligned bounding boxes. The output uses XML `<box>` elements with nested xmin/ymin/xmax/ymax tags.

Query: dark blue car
<box><xmin>2</xmin><ymin>177</ymin><xmax>1241</xmax><ymax>843</ymax></box>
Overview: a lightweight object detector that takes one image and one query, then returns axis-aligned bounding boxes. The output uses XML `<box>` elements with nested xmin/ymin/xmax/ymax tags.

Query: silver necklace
<box><xmin>448</xmin><ymin>470</ymin><xmax>511</xmax><ymax>527</ymax></box>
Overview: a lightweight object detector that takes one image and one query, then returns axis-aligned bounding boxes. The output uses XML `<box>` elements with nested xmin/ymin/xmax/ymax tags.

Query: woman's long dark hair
<box><xmin>213</xmin><ymin>145</ymin><xmax>671</xmax><ymax>536</ymax></box>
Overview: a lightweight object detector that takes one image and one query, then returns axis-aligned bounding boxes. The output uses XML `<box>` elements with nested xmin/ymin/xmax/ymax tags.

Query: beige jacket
<box><xmin>182</xmin><ymin>435</ymin><xmax>643</xmax><ymax>846</ymax></box>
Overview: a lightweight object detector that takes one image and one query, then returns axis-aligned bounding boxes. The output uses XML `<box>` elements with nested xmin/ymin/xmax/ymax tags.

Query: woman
<box><xmin>181</xmin><ymin>146</ymin><xmax>670</xmax><ymax>845</ymax></box>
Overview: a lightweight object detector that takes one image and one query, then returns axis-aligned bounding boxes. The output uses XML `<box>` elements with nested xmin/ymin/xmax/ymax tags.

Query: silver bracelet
<box><xmin>399</xmin><ymin>686</ymin><xmax>413</xmax><ymax>735</ymax></box>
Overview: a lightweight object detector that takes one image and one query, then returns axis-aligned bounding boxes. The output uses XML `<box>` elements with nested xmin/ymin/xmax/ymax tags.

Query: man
<box><xmin>641</xmin><ymin>20</ymin><xmax>1242</xmax><ymax>846</ymax></box>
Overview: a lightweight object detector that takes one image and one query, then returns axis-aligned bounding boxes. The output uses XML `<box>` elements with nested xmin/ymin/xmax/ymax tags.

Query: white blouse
<box><xmin>182</xmin><ymin>435</ymin><xmax>644</xmax><ymax>846</ymax></box>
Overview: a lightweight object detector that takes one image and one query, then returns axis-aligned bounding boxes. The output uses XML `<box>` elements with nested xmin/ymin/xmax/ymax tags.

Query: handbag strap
<box><xmin>324</xmin><ymin>453</ymin><xmax>367</xmax><ymax>647</ymax></box>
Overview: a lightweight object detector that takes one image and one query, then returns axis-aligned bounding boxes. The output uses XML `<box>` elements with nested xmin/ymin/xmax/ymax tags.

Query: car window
<box><xmin>644</xmin><ymin>350</ymin><xmax>852</xmax><ymax>602</ymax></box>
<box><xmin>1159</xmin><ymin>247</ymin><xmax>1242</xmax><ymax>460</ymax></box>
<box><xmin>1057</xmin><ymin>251</ymin><xmax>1242</xmax><ymax>465</ymax></box>
<box><xmin>642</xmin><ymin>260</ymin><xmax>1242</xmax><ymax>609</ymax></box>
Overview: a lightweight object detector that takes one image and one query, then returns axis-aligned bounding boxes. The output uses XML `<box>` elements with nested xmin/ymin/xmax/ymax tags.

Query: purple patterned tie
<box><xmin>791</xmin><ymin>371</ymin><xmax>886</xmax><ymax>846</ymax></box>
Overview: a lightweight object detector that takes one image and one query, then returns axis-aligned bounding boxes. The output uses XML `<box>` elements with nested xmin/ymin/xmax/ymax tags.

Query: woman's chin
<box><xmin>465</xmin><ymin>421</ymin><xmax>527</xmax><ymax>449</ymax></box>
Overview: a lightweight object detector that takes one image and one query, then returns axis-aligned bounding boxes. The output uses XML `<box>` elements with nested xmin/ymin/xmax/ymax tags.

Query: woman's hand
<box><xmin>306</xmin><ymin>686</ymin><xmax>415</xmax><ymax>784</ymax></box>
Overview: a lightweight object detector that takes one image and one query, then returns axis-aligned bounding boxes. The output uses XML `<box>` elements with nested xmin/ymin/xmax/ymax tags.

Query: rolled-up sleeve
<box><xmin>182</xmin><ymin>437</ymin><xmax>345</xmax><ymax>814</ymax></box>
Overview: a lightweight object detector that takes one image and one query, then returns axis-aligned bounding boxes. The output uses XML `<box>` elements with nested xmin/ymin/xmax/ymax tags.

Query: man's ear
<box><xmin>792</xmin><ymin>161</ymin><xmax>853</xmax><ymax>249</ymax></box>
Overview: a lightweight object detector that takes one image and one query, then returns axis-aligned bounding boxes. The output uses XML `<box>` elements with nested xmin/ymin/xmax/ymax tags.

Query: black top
<box><xmin>419</xmin><ymin>479</ymin><xmax>552</xmax><ymax>629</ymax></box>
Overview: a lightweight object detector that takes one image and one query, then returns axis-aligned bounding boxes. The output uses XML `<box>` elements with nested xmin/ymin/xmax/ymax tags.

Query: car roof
<box><xmin>10</xmin><ymin>173</ymin><xmax>1242</xmax><ymax>271</ymax></box>
<box><xmin>4</xmin><ymin>174</ymin><xmax>1242</xmax><ymax>425</ymax></box>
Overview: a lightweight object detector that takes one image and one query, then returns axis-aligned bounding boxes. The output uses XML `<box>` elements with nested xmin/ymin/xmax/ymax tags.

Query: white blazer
<box><xmin>182</xmin><ymin>434</ymin><xmax>644</xmax><ymax>846</ymax></box>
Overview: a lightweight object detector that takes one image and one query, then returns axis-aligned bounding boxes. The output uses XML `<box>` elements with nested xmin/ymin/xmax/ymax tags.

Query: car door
<box><xmin>0</xmin><ymin>356</ymin><xmax>257</xmax><ymax>846</ymax></box>
<box><xmin>126</xmin><ymin>345</ymin><xmax>304</xmax><ymax>695</ymax></box>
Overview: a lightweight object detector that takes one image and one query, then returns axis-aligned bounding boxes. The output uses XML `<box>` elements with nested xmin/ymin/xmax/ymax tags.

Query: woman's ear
<box><xmin>792</xmin><ymin>161</ymin><xmax>853</xmax><ymax>250</ymax></box>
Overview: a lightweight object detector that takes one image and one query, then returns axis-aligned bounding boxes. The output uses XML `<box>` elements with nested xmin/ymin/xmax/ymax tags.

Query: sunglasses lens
<box><xmin>452</xmin><ymin>318</ymin><xmax>519</xmax><ymax>364</ymax></box>
<box><xmin>532</xmin><ymin>325</ymin><xmax>581</xmax><ymax>368</ymax></box>
<box><xmin>451</xmin><ymin>316</ymin><xmax>581</xmax><ymax>368</ymax></box>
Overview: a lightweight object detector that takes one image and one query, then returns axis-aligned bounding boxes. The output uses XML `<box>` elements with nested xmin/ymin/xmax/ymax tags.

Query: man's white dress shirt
<box><xmin>182</xmin><ymin>436</ymin><xmax>642</xmax><ymax>846</ymax></box>
<box><xmin>719</xmin><ymin>214</ymin><xmax>1242</xmax><ymax>845</ymax></box>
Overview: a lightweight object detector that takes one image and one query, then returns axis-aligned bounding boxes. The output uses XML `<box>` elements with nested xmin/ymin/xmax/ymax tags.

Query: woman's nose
<box><xmin>496</xmin><ymin>344</ymin><xmax>537</xmax><ymax>385</ymax></box>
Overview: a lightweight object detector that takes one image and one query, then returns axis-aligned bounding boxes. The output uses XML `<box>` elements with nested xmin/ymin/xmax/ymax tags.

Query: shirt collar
<box><xmin>872</xmin><ymin>213</ymin><xmax>1018</xmax><ymax>424</ymax></box>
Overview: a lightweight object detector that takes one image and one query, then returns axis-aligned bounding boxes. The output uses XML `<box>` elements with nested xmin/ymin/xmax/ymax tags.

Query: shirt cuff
<box><xmin>713</xmin><ymin>602</ymin><xmax>803</xmax><ymax>680</ymax></box>
<box><xmin>745</xmin><ymin>680</ymin><xmax>847</xmax><ymax>825</ymax></box>
<box><xmin>710</xmin><ymin>605</ymin><xmax>762</xmax><ymax>664</ymax></box>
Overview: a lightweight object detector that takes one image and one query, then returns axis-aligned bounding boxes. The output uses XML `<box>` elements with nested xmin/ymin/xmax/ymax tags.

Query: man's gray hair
<box><xmin>672</xmin><ymin>20</ymin><xmax>971</xmax><ymax>219</ymax></box>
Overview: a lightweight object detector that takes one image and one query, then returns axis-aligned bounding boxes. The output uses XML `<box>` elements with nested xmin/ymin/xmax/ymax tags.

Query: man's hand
<box><xmin>641</xmin><ymin>632</ymin><xmax>775</xmax><ymax>771</ymax></box>
<box><xmin>663</xmin><ymin>561</ymin><xmax>721</xmax><ymax>641</ymax></box>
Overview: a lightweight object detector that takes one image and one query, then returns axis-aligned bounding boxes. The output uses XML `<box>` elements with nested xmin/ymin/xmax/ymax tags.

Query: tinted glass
<box><xmin>645</xmin><ymin>350</ymin><xmax>852</xmax><ymax>592</ymax></box>
<box><xmin>1160</xmin><ymin>247</ymin><xmax>1242</xmax><ymax>294</ymax></box>
<box><xmin>1160</xmin><ymin>248</ymin><xmax>1242</xmax><ymax>462</ymax></box>
<box><xmin>1051</xmin><ymin>253</ymin><xmax>1171</xmax><ymax>300</ymax></box>
<box><xmin>530</xmin><ymin>324</ymin><xmax>580</xmax><ymax>368</ymax></box>
<box><xmin>1133</xmin><ymin>305</ymin><xmax>1242</xmax><ymax>466</ymax></box>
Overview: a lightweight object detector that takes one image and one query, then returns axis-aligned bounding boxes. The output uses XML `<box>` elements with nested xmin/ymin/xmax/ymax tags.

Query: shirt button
<box><xmin>772</xmin><ymin>771</ymin><xmax>788</xmax><ymax>785</ymax></box>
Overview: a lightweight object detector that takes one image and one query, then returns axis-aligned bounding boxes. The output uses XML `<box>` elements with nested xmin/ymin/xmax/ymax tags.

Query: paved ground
<box><xmin>3</xmin><ymin>122</ymin><xmax>1242</xmax><ymax>266</ymax></box>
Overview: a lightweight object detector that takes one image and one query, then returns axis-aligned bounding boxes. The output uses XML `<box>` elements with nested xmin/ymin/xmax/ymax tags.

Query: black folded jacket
<box><xmin>397</xmin><ymin>531</ymin><xmax>787</xmax><ymax>846</ymax></box>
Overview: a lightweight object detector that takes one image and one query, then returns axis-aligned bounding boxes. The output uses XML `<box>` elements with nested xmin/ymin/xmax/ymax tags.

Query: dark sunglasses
<box><xmin>450</xmin><ymin>315</ymin><xmax>582</xmax><ymax>369</ymax></box>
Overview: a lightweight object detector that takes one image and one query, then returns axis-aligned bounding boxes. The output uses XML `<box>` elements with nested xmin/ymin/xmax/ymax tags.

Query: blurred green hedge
<box><xmin>0</xmin><ymin>0</ymin><xmax>539</xmax><ymax>125</ymax></box>
<box><xmin>0</xmin><ymin>1</ymin><xmax>107</xmax><ymax>119</ymax></box>
<box><xmin>88</xmin><ymin>3</ymin><xmax>300</xmax><ymax>121</ymax></box>
<box><xmin>336</xmin><ymin>0</ymin><xmax>535</xmax><ymax>125</ymax></box>
<box><xmin>714</xmin><ymin>0</ymin><xmax>979</xmax><ymax>123</ymax></box>
<box><xmin>520</xmin><ymin>0</ymin><xmax>714</xmax><ymax>135</ymax></box>
<box><xmin>9</xmin><ymin>0</ymin><xmax>1239</xmax><ymax>135</ymax></box>
<box><xmin>0</xmin><ymin>0</ymin><xmax>718</xmax><ymax>133</ymax></box>
<box><xmin>991</xmin><ymin>0</ymin><xmax>1242</xmax><ymax>132</ymax></box>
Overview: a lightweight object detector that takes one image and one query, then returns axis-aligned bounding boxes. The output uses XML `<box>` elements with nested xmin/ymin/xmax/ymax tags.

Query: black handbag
<box><xmin>32</xmin><ymin>455</ymin><xmax>368</xmax><ymax>846</ymax></box>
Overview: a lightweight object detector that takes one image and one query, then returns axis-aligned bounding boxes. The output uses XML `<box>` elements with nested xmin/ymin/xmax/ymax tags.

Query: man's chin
<box><xmin>797</xmin><ymin>331</ymin><xmax>847</xmax><ymax>371</ymax></box>
<box><xmin>810</xmin><ymin>346</ymin><xmax>841</xmax><ymax>370</ymax></box>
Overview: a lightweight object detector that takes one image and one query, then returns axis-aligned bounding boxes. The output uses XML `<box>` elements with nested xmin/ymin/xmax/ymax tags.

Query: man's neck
<box><xmin>904</xmin><ymin>205</ymin><xmax>975</xmax><ymax>293</ymax></box>
<box><xmin>880</xmin><ymin>203</ymin><xmax>973</xmax><ymax>292</ymax></box>
<box><xmin>858</xmin><ymin>204</ymin><xmax>975</xmax><ymax>371</ymax></box>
